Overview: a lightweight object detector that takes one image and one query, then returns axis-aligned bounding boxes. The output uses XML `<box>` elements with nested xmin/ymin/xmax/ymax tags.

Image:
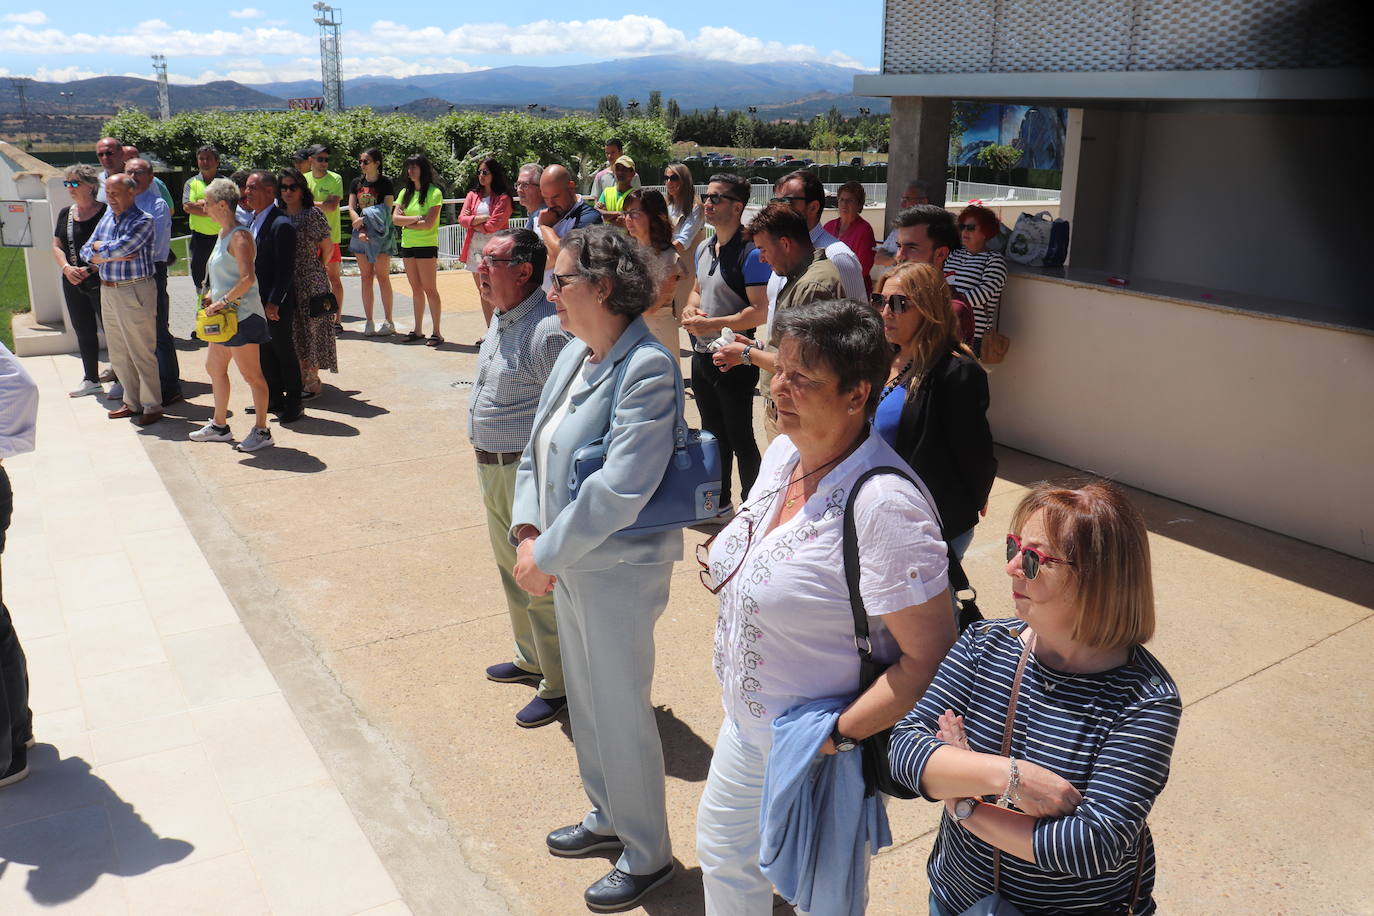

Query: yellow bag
<box><xmin>196</xmin><ymin>301</ymin><xmax>238</xmax><ymax>343</ymax></box>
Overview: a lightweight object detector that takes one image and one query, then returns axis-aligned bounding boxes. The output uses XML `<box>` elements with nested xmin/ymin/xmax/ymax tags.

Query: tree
<box><xmin>647</xmin><ymin>91</ymin><xmax>662</xmax><ymax>120</ymax></box>
<box><xmin>976</xmin><ymin>142</ymin><xmax>1023</xmax><ymax>184</ymax></box>
<box><xmin>596</xmin><ymin>94</ymin><xmax>623</xmax><ymax>126</ymax></box>
<box><xmin>950</xmin><ymin>101</ymin><xmax>991</xmax><ymax>173</ymax></box>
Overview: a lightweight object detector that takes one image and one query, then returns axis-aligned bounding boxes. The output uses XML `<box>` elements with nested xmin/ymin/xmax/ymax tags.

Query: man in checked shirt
<box><xmin>467</xmin><ymin>228</ymin><xmax>572</xmax><ymax>729</ymax></box>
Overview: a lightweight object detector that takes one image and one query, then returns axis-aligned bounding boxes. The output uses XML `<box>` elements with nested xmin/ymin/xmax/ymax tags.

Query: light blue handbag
<box><xmin>568</xmin><ymin>340</ymin><xmax>722</xmax><ymax>534</ymax></box>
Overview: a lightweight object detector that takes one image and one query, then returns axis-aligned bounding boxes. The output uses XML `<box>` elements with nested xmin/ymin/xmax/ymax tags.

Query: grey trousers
<box><xmin>556</xmin><ymin>561</ymin><xmax>674</xmax><ymax>876</ymax></box>
<box><xmin>103</xmin><ymin>278</ymin><xmax>161</xmax><ymax>412</ymax></box>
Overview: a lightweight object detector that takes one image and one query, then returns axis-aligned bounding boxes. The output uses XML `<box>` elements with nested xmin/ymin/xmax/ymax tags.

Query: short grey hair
<box><xmin>204</xmin><ymin>176</ymin><xmax>241</xmax><ymax>207</ymax></box>
<box><xmin>518</xmin><ymin>162</ymin><xmax>543</xmax><ymax>182</ymax></box>
<box><xmin>559</xmin><ymin>225</ymin><xmax>655</xmax><ymax>319</ymax></box>
<box><xmin>65</xmin><ymin>164</ymin><xmax>100</xmax><ymax>189</ymax></box>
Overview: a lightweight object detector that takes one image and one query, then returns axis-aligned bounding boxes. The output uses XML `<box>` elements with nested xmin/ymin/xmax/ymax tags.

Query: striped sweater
<box><xmin>890</xmin><ymin>620</ymin><xmax>1181</xmax><ymax>915</ymax></box>
<box><xmin>943</xmin><ymin>249</ymin><xmax>1008</xmax><ymax>342</ymax></box>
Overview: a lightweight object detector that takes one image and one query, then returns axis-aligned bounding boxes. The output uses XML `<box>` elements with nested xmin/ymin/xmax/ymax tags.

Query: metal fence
<box><xmin>437</xmin><ymin>215</ymin><xmax>530</xmax><ymax>261</ymax></box>
<box><xmin>946</xmin><ymin>180</ymin><xmax>1060</xmax><ymax>203</ymax></box>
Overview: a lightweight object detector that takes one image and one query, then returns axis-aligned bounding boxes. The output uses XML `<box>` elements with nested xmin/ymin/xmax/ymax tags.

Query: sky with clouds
<box><xmin>0</xmin><ymin>4</ymin><xmax>880</xmax><ymax>85</ymax></box>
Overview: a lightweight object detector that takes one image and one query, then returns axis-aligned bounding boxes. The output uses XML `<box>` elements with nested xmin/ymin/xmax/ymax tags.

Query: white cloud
<box><xmin>0</xmin><ymin>19</ymin><xmax>316</xmax><ymax>59</ymax></box>
<box><xmin>2</xmin><ymin>10</ymin><xmax>47</xmax><ymax>25</ymax></box>
<box><xmin>228</xmin><ymin>8</ymin><xmax>262</xmax><ymax>19</ymax></box>
<box><xmin>170</xmin><ymin>56</ymin><xmax>484</xmax><ymax>86</ymax></box>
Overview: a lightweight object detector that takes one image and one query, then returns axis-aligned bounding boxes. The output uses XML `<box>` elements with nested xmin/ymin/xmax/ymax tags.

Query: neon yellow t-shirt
<box><xmin>399</xmin><ymin>185</ymin><xmax>444</xmax><ymax>248</ymax></box>
<box><xmin>597</xmin><ymin>185</ymin><xmax>632</xmax><ymax>212</ymax></box>
<box><xmin>306</xmin><ymin>169</ymin><xmax>345</xmax><ymax>242</ymax></box>
<box><xmin>183</xmin><ymin>175</ymin><xmax>218</xmax><ymax>236</ymax></box>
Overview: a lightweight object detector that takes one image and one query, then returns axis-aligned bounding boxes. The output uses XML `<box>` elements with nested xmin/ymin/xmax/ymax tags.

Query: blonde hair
<box><xmin>1010</xmin><ymin>481</ymin><xmax>1156</xmax><ymax>650</ymax></box>
<box><xmin>880</xmin><ymin>261</ymin><xmax>973</xmax><ymax>376</ymax></box>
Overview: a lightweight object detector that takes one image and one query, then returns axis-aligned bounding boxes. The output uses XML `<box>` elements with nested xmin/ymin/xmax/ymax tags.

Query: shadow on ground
<box><xmin>0</xmin><ymin>745</ymin><xmax>193</xmax><ymax>906</ymax></box>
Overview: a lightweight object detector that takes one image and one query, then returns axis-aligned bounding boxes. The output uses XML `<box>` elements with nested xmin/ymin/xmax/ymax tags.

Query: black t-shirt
<box><xmin>53</xmin><ymin>203</ymin><xmax>107</xmax><ymax>267</ymax></box>
<box><xmin>349</xmin><ymin>175</ymin><xmax>395</xmax><ymax>211</ymax></box>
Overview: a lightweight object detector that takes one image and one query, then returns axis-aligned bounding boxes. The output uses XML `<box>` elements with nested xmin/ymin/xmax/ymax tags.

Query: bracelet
<box><xmin>998</xmin><ymin>758</ymin><xmax>1021</xmax><ymax>808</ymax></box>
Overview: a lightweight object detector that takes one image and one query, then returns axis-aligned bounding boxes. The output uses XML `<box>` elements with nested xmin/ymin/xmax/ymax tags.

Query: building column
<box><xmin>885</xmin><ymin>96</ymin><xmax>951</xmax><ymax>229</ymax></box>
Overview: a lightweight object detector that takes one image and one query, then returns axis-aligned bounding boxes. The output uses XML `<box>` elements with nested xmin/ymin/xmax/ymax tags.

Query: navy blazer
<box><xmin>252</xmin><ymin>205</ymin><xmax>296</xmax><ymax>312</ymax></box>
<box><xmin>892</xmin><ymin>350</ymin><xmax>997</xmax><ymax>539</ymax></box>
<box><xmin>510</xmin><ymin>316</ymin><xmax>684</xmax><ymax>575</ymax></box>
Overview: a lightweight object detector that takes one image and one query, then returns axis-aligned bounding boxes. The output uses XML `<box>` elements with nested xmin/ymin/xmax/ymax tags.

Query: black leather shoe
<box><xmin>546</xmin><ymin>824</ymin><xmax>623</xmax><ymax>858</ymax></box>
<box><xmin>276</xmin><ymin>404</ymin><xmax>305</xmax><ymax>424</ymax></box>
<box><xmin>584</xmin><ymin>864</ymin><xmax>674</xmax><ymax>912</ymax></box>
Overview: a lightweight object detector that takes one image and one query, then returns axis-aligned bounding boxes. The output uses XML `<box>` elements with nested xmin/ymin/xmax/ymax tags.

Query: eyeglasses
<box><xmin>478</xmin><ymin>168</ymin><xmax>491</xmax><ymax>176</ymax></box>
<box><xmin>959</xmin><ymin>223</ymin><xmax>980</xmax><ymax>232</ymax></box>
<box><xmin>63</xmin><ymin>180</ymin><xmax>82</xmax><ymax>188</ymax></box>
<box><xmin>700</xmin><ymin>192</ymin><xmax>743</xmax><ymax>205</ymax></box>
<box><xmin>869</xmin><ymin>293</ymin><xmax>911</xmax><ymax>314</ymax></box>
<box><xmin>1006</xmin><ymin>533</ymin><xmax>1074</xmax><ymax>580</ymax></box>
<box><xmin>622</xmin><ymin>209</ymin><xmax>645</xmax><ymax>220</ymax></box>
<box><xmin>663</xmin><ymin>174</ymin><xmax>679</xmax><ymax>183</ymax></box>
<box><xmin>280</xmin><ymin>183</ymin><xmax>300</xmax><ymax>192</ymax></box>
<box><xmin>478</xmin><ymin>254</ymin><xmax>521</xmax><ymax>268</ymax></box>
<box><xmin>771</xmin><ymin>195</ymin><xmax>807</xmax><ymax>205</ymax></box>
<box><xmin>696</xmin><ymin>516</ymin><xmax>754</xmax><ymax>595</ymax></box>
<box><xmin>550</xmin><ymin>272</ymin><xmax>583</xmax><ymax>291</ymax></box>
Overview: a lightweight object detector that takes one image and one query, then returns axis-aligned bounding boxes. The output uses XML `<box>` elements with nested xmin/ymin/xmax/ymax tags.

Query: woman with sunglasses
<box><xmin>872</xmin><ymin>261</ymin><xmax>996</xmax><ymax>561</ymax></box>
<box><xmin>393</xmin><ymin>153</ymin><xmax>446</xmax><ymax>346</ymax></box>
<box><xmin>697</xmin><ymin>298</ymin><xmax>957</xmax><ymax>914</ymax></box>
<box><xmin>621</xmin><ymin>188</ymin><xmax>683</xmax><ymax>354</ymax></box>
<box><xmin>348</xmin><ymin>147</ymin><xmax>396</xmax><ymax>336</ymax></box>
<box><xmin>50</xmin><ymin>164</ymin><xmax>107</xmax><ymax>397</ymax></box>
<box><xmin>277</xmin><ymin>167</ymin><xmax>338</xmax><ymax>398</ymax></box>
<box><xmin>944</xmin><ymin>204</ymin><xmax>1007</xmax><ymax>355</ymax></box>
<box><xmin>509</xmin><ymin>226</ymin><xmax>683</xmax><ymax>912</ymax></box>
<box><xmin>890</xmin><ymin>481</ymin><xmax>1180</xmax><ymax>916</ymax></box>
<box><xmin>662</xmin><ymin>163</ymin><xmax>704</xmax><ymax>317</ymax></box>
<box><xmin>459</xmin><ymin>157</ymin><xmax>513</xmax><ymax>333</ymax></box>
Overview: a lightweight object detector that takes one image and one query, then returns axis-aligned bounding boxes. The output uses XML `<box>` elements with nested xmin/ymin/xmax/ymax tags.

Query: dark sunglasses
<box><xmin>869</xmin><ymin>293</ymin><xmax>911</xmax><ymax>314</ymax></box>
<box><xmin>478</xmin><ymin>168</ymin><xmax>491</xmax><ymax>175</ymax></box>
<box><xmin>771</xmin><ymin>195</ymin><xmax>807</xmax><ymax>205</ymax></box>
<box><xmin>700</xmin><ymin>192</ymin><xmax>743</xmax><ymax>205</ymax></box>
<box><xmin>1006</xmin><ymin>533</ymin><xmax>1074</xmax><ymax>580</ymax></box>
<box><xmin>959</xmin><ymin>223</ymin><xmax>980</xmax><ymax>232</ymax></box>
<box><xmin>314</xmin><ymin>156</ymin><xmax>330</xmax><ymax>162</ymax></box>
<box><xmin>279</xmin><ymin>183</ymin><xmax>300</xmax><ymax>191</ymax></box>
<box><xmin>550</xmin><ymin>272</ymin><xmax>583</xmax><ymax>291</ymax></box>
<box><xmin>663</xmin><ymin>174</ymin><xmax>679</xmax><ymax>182</ymax></box>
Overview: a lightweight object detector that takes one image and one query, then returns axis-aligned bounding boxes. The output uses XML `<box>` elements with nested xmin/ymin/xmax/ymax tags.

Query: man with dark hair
<box><xmin>469</xmin><ymin>229</ymin><xmax>572</xmax><ymax>728</ymax></box>
<box><xmin>243</xmin><ymin>169</ymin><xmax>303</xmax><ymax>422</ymax></box>
<box><xmin>875</xmin><ymin>180</ymin><xmax>931</xmax><ymax>266</ymax></box>
<box><xmin>769</xmin><ymin>169</ymin><xmax>867</xmax><ymax>301</ymax></box>
<box><xmin>183</xmin><ymin>145</ymin><xmax>223</xmax><ymax>291</ymax></box>
<box><xmin>590</xmin><ymin>137</ymin><xmax>640</xmax><ymax>201</ymax></box>
<box><xmin>679</xmin><ymin>173</ymin><xmax>770</xmax><ymax>514</ymax></box>
<box><xmin>894</xmin><ymin>204</ymin><xmax>975</xmax><ymax>344</ymax></box>
<box><xmin>303</xmin><ymin>144</ymin><xmax>345</xmax><ymax>322</ymax></box>
<box><xmin>125</xmin><ymin>158</ymin><xmax>183</xmax><ymax>407</ymax></box>
<box><xmin>713</xmin><ymin>203</ymin><xmax>845</xmax><ymax>439</ymax></box>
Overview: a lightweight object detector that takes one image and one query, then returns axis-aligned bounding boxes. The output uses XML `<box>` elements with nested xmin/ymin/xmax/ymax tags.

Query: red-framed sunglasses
<box><xmin>1006</xmin><ymin>533</ymin><xmax>1074</xmax><ymax>579</ymax></box>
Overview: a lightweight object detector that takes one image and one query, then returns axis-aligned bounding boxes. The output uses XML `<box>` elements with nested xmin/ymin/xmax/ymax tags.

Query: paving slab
<box><xmin>6</xmin><ymin>270</ymin><xmax>1373</xmax><ymax>914</ymax></box>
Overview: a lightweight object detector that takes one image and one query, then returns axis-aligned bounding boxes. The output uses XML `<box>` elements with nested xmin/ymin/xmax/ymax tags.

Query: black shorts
<box><xmin>399</xmin><ymin>245</ymin><xmax>438</xmax><ymax>259</ymax></box>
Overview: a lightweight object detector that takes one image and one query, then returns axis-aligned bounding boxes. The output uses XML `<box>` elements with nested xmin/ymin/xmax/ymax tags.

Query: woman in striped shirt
<box><xmin>890</xmin><ymin>481</ymin><xmax>1181</xmax><ymax>915</ymax></box>
<box><xmin>943</xmin><ymin>205</ymin><xmax>1007</xmax><ymax>354</ymax></box>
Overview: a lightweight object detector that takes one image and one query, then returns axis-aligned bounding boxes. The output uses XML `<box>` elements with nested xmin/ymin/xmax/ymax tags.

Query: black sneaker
<box><xmin>546</xmin><ymin>824</ymin><xmax>623</xmax><ymax>858</ymax></box>
<box><xmin>0</xmin><ymin>747</ymin><xmax>29</xmax><ymax>788</ymax></box>
<box><xmin>584</xmin><ymin>864</ymin><xmax>674</xmax><ymax>912</ymax></box>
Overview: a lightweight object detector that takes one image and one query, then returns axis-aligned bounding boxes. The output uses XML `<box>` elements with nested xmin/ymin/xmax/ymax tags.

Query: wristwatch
<box><xmin>740</xmin><ymin>343</ymin><xmax>753</xmax><ymax>366</ymax></box>
<box><xmin>953</xmin><ymin>798</ymin><xmax>980</xmax><ymax>822</ymax></box>
<box><xmin>829</xmin><ymin>724</ymin><xmax>858</xmax><ymax>753</ymax></box>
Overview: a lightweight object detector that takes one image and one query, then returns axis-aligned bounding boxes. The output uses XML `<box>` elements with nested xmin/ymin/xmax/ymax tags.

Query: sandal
<box><xmin>404</xmin><ymin>330</ymin><xmax>425</xmax><ymax>342</ymax></box>
<box><xmin>426</xmin><ymin>334</ymin><xmax>445</xmax><ymax>347</ymax></box>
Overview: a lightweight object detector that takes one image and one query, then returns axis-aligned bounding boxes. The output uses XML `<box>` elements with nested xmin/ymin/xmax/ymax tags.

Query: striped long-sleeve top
<box><xmin>890</xmin><ymin>620</ymin><xmax>1181</xmax><ymax>915</ymax></box>
<box><xmin>943</xmin><ymin>248</ymin><xmax>1007</xmax><ymax>342</ymax></box>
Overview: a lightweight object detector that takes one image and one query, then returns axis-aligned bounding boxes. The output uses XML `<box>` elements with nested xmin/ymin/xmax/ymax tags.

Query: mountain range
<box><xmin>0</xmin><ymin>55</ymin><xmax>886</xmax><ymax>120</ymax></box>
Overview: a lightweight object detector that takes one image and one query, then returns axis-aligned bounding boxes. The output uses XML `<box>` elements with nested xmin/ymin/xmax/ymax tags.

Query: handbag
<box><xmin>568</xmin><ymin>339</ymin><xmax>722</xmax><ymax>534</ymax></box>
<box><xmin>1005</xmin><ymin>211</ymin><xmax>1054</xmax><ymax>266</ymax></box>
<box><xmin>842</xmin><ymin>466</ymin><xmax>984</xmax><ymax>800</ymax></box>
<box><xmin>960</xmin><ymin>632</ymin><xmax>1149</xmax><ymax>916</ymax></box>
<box><xmin>195</xmin><ymin>301</ymin><xmax>239</xmax><ymax>343</ymax></box>
<box><xmin>980</xmin><ymin>306</ymin><xmax>1010</xmax><ymax>365</ymax></box>
<box><xmin>64</xmin><ymin>207</ymin><xmax>101</xmax><ymax>292</ymax></box>
<box><xmin>308</xmin><ymin>292</ymin><xmax>338</xmax><ymax>318</ymax></box>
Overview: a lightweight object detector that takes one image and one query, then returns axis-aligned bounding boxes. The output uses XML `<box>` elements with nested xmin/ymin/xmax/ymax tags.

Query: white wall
<box><xmin>1</xmin><ymin>141</ymin><xmax>73</xmax><ymax>355</ymax></box>
<box><xmin>988</xmin><ymin>272</ymin><xmax>1374</xmax><ymax>561</ymax></box>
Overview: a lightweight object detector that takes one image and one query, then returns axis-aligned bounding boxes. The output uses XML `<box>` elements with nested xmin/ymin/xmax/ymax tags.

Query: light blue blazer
<box><xmin>510</xmin><ymin>316</ymin><xmax>685</xmax><ymax>575</ymax></box>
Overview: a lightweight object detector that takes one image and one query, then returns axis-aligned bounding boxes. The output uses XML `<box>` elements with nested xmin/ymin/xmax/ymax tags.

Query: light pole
<box><xmin>59</xmin><ymin>90</ymin><xmax>75</xmax><ymax>144</ymax></box>
<box><xmin>312</xmin><ymin>2</ymin><xmax>344</xmax><ymax>113</ymax></box>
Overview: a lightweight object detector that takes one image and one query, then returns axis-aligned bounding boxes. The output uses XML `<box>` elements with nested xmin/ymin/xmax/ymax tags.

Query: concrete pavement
<box><xmin>4</xmin><ymin>269</ymin><xmax>1372</xmax><ymax>913</ymax></box>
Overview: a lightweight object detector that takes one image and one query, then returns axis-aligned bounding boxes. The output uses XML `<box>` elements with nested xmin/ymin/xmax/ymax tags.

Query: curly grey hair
<box><xmin>203</xmin><ymin>176</ymin><xmax>241</xmax><ymax>207</ymax></box>
<box><xmin>559</xmin><ymin>225</ymin><xmax>658</xmax><ymax>318</ymax></box>
<box><xmin>64</xmin><ymin>164</ymin><xmax>101</xmax><ymax>189</ymax></box>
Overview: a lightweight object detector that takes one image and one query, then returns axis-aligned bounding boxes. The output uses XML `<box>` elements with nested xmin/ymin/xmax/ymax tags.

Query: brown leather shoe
<box><xmin>107</xmin><ymin>405</ymin><xmax>137</xmax><ymax>419</ymax></box>
<box><xmin>133</xmin><ymin>410</ymin><xmax>163</xmax><ymax>427</ymax></box>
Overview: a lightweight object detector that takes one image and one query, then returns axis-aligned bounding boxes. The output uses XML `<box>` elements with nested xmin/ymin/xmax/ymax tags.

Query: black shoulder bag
<box><xmin>842</xmin><ymin>465</ymin><xmax>984</xmax><ymax>799</ymax></box>
<box><xmin>65</xmin><ymin>208</ymin><xmax>102</xmax><ymax>292</ymax></box>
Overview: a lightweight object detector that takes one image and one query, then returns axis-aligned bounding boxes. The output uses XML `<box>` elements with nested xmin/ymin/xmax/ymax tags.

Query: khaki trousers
<box><xmin>477</xmin><ymin>460</ymin><xmax>563</xmax><ymax>699</ymax></box>
<box><xmin>102</xmin><ymin>278</ymin><xmax>161</xmax><ymax>412</ymax></box>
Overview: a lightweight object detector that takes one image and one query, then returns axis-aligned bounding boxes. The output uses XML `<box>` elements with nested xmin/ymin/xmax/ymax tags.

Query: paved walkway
<box><xmin>5</xmin><ymin>272</ymin><xmax>1373</xmax><ymax>914</ymax></box>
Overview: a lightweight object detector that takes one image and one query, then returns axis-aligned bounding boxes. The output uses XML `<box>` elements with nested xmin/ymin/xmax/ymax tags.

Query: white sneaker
<box><xmin>189</xmin><ymin>422</ymin><xmax>234</xmax><ymax>442</ymax></box>
<box><xmin>376</xmin><ymin>320</ymin><xmax>394</xmax><ymax>336</ymax></box>
<box><xmin>106</xmin><ymin>382</ymin><xmax>124</xmax><ymax>401</ymax></box>
<box><xmin>69</xmin><ymin>379</ymin><xmax>102</xmax><ymax>398</ymax></box>
<box><xmin>234</xmin><ymin>427</ymin><xmax>274</xmax><ymax>452</ymax></box>
<box><xmin>364</xmin><ymin>319</ymin><xmax>376</xmax><ymax>336</ymax></box>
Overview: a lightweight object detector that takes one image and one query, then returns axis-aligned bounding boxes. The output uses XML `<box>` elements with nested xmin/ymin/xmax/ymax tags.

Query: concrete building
<box><xmin>858</xmin><ymin>0</ymin><xmax>1374</xmax><ymax>561</ymax></box>
<box><xmin>0</xmin><ymin>142</ymin><xmax>72</xmax><ymax>356</ymax></box>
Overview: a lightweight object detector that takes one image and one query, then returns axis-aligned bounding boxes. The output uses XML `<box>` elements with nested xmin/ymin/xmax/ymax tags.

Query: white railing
<box><xmin>438</xmin><ymin>216</ymin><xmax>529</xmax><ymax>260</ymax></box>
<box><xmin>946</xmin><ymin>180</ymin><xmax>1060</xmax><ymax>203</ymax></box>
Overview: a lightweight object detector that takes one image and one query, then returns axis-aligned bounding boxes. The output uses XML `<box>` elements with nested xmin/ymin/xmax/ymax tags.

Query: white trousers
<box><xmin>697</xmin><ymin>719</ymin><xmax>778</xmax><ymax>916</ymax></box>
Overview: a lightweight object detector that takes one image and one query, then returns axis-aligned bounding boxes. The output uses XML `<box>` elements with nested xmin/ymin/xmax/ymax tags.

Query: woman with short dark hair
<box><xmin>50</xmin><ymin>164</ymin><xmax>107</xmax><ymax>396</ymax></box>
<box><xmin>392</xmin><ymin>153</ymin><xmax>445</xmax><ymax>346</ymax></box>
<box><xmin>510</xmin><ymin>225</ymin><xmax>684</xmax><ymax>912</ymax></box>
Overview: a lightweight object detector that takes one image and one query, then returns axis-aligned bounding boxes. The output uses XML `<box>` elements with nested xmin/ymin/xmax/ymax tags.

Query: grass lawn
<box><xmin>0</xmin><ymin>247</ymin><xmax>29</xmax><ymax>352</ymax></box>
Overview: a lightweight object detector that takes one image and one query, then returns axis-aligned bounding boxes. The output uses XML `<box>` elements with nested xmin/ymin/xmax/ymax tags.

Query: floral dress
<box><xmin>287</xmin><ymin>206</ymin><xmax>338</xmax><ymax>373</ymax></box>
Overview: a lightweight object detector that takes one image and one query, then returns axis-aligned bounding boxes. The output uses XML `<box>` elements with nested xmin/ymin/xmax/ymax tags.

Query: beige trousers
<box><xmin>102</xmin><ymin>278</ymin><xmax>161</xmax><ymax>412</ymax></box>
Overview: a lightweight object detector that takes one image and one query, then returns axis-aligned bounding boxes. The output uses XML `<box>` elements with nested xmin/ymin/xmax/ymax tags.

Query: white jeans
<box><xmin>697</xmin><ymin>719</ymin><xmax>779</xmax><ymax>916</ymax></box>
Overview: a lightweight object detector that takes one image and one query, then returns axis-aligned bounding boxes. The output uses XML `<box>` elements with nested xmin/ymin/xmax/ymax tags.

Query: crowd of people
<box><xmin>36</xmin><ymin>133</ymin><xmax>1180</xmax><ymax>915</ymax></box>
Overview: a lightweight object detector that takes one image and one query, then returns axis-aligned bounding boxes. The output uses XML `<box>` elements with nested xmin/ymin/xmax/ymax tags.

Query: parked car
<box><xmin>752</xmin><ymin>156</ymin><xmax>777</xmax><ymax>167</ymax></box>
<box><xmin>849</xmin><ymin>156</ymin><xmax>864</xmax><ymax>167</ymax></box>
<box><xmin>748</xmin><ymin>176</ymin><xmax>770</xmax><ymax>184</ymax></box>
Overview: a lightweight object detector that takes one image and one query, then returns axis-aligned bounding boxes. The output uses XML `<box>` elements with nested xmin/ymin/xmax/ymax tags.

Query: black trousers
<box><xmin>189</xmin><ymin>231</ymin><xmax>216</xmax><ymax>293</ymax></box>
<box><xmin>260</xmin><ymin>310</ymin><xmax>303</xmax><ymax>410</ymax></box>
<box><xmin>0</xmin><ymin>466</ymin><xmax>31</xmax><ymax>776</ymax></box>
<box><xmin>61</xmin><ymin>278</ymin><xmax>103</xmax><ymax>383</ymax></box>
<box><xmin>154</xmin><ymin>262</ymin><xmax>182</xmax><ymax>401</ymax></box>
<box><xmin>690</xmin><ymin>352</ymin><xmax>761</xmax><ymax>507</ymax></box>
